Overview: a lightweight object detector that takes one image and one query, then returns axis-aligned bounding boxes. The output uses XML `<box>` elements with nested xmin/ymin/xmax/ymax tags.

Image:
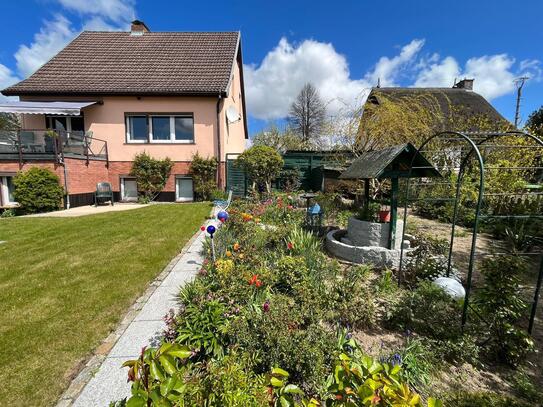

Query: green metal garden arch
<box><xmin>399</xmin><ymin>130</ymin><xmax>543</xmax><ymax>334</ymax></box>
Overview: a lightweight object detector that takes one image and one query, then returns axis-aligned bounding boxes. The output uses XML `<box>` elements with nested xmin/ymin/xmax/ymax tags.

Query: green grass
<box><xmin>0</xmin><ymin>203</ymin><xmax>211</xmax><ymax>406</ymax></box>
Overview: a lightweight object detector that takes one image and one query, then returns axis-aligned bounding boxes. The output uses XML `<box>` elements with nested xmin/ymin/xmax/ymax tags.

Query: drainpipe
<box><xmin>62</xmin><ymin>162</ymin><xmax>70</xmax><ymax>209</ymax></box>
<box><xmin>216</xmin><ymin>95</ymin><xmax>223</xmax><ymax>188</ymax></box>
<box><xmin>57</xmin><ymin>135</ymin><xmax>70</xmax><ymax>209</ymax></box>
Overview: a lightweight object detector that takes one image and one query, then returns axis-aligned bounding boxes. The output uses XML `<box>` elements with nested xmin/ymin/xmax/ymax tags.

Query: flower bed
<box><xmin>116</xmin><ymin>194</ymin><xmax>441</xmax><ymax>406</ymax></box>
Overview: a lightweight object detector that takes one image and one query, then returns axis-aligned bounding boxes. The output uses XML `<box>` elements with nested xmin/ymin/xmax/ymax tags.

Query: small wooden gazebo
<box><xmin>340</xmin><ymin>143</ymin><xmax>440</xmax><ymax>249</ymax></box>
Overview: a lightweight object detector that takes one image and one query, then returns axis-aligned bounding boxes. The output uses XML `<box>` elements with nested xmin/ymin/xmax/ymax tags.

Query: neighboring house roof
<box><xmin>340</xmin><ymin>143</ymin><xmax>441</xmax><ymax>179</ymax></box>
<box><xmin>2</xmin><ymin>31</ymin><xmax>241</xmax><ymax>96</ymax></box>
<box><xmin>365</xmin><ymin>86</ymin><xmax>508</xmax><ymax>126</ymax></box>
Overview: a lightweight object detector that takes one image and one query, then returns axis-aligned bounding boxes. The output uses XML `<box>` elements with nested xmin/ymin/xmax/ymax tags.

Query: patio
<box><xmin>22</xmin><ymin>202</ymin><xmax>149</xmax><ymax>217</ymax></box>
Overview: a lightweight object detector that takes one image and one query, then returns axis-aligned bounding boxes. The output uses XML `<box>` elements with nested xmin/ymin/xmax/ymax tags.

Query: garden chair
<box><xmin>94</xmin><ymin>182</ymin><xmax>114</xmax><ymax>206</ymax></box>
<box><xmin>213</xmin><ymin>189</ymin><xmax>233</xmax><ymax>211</ymax></box>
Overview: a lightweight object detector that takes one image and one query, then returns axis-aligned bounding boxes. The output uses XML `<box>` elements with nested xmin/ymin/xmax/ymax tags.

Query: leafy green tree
<box><xmin>0</xmin><ymin>113</ymin><xmax>20</xmax><ymax>130</ymax></box>
<box><xmin>130</xmin><ymin>152</ymin><xmax>173</xmax><ymax>202</ymax></box>
<box><xmin>525</xmin><ymin>105</ymin><xmax>543</xmax><ymax>136</ymax></box>
<box><xmin>189</xmin><ymin>153</ymin><xmax>217</xmax><ymax>201</ymax></box>
<box><xmin>13</xmin><ymin>167</ymin><xmax>64</xmax><ymax>214</ymax></box>
<box><xmin>236</xmin><ymin>146</ymin><xmax>283</xmax><ymax>193</ymax></box>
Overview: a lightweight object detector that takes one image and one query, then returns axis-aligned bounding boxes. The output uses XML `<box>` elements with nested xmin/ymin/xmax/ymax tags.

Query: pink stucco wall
<box><xmin>19</xmin><ymin>57</ymin><xmax>247</xmax><ymax>163</ymax></box>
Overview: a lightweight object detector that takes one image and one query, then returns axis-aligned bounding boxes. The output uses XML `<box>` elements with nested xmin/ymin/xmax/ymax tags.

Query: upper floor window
<box><xmin>126</xmin><ymin>114</ymin><xmax>194</xmax><ymax>143</ymax></box>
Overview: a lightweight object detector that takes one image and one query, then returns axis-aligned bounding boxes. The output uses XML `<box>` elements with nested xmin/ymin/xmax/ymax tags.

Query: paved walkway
<box><xmin>57</xmin><ymin>214</ymin><xmax>217</xmax><ymax>406</ymax></box>
<box><xmin>24</xmin><ymin>203</ymin><xmax>149</xmax><ymax>218</ymax></box>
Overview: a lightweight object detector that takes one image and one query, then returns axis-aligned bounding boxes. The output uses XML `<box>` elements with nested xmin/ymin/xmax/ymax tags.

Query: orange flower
<box><xmin>225</xmin><ymin>250</ymin><xmax>232</xmax><ymax>257</ymax></box>
<box><xmin>238</xmin><ymin>253</ymin><xmax>245</xmax><ymax>259</ymax></box>
<box><xmin>233</xmin><ymin>243</ymin><xmax>240</xmax><ymax>251</ymax></box>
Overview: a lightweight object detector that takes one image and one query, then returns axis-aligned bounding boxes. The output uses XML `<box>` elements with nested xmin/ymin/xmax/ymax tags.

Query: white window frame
<box><xmin>175</xmin><ymin>176</ymin><xmax>194</xmax><ymax>202</ymax></box>
<box><xmin>149</xmin><ymin>115</ymin><xmax>194</xmax><ymax>144</ymax></box>
<box><xmin>120</xmin><ymin>177</ymin><xmax>138</xmax><ymax>202</ymax></box>
<box><xmin>126</xmin><ymin>115</ymin><xmax>149</xmax><ymax>144</ymax></box>
<box><xmin>0</xmin><ymin>176</ymin><xmax>17</xmax><ymax>207</ymax></box>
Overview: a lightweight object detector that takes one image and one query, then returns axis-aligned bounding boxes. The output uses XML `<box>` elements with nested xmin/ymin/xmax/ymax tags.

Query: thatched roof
<box><xmin>365</xmin><ymin>87</ymin><xmax>509</xmax><ymax>129</ymax></box>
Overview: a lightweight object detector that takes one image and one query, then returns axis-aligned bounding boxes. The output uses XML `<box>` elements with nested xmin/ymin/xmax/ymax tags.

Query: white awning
<box><xmin>0</xmin><ymin>101</ymin><xmax>98</xmax><ymax>115</ymax></box>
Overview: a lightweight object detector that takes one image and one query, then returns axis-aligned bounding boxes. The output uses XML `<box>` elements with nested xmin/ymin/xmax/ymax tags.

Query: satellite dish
<box><xmin>433</xmin><ymin>277</ymin><xmax>466</xmax><ymax>300</ymax></box>
<box><xmin>226</xmin><ymin>105</ymin><xmax>241</xmax><ymax>123</ymax></box>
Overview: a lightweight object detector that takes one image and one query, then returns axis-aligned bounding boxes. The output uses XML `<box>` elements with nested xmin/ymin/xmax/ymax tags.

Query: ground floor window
<box><xmin>0</xmin><ymin>175</ymin><xmax>17</xmax><ymax>206</ymax></box>
<box><xmin>175</xmin><ymin>176</ymin><xmax>193</xmax><ymax>202</ymax></box>
<box><xmin>120</xmin><ymin>177</ymin><xmax>138</xmax><ymax>202</ymax></box>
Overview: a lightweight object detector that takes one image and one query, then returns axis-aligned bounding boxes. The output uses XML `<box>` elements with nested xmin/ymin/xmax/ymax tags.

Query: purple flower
<box><xmin>263</xmin><ymin>300</ymin><xmax>270</xmax><ymax>313</ymax></box>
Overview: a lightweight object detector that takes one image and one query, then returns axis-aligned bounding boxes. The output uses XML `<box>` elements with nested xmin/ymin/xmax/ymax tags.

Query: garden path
<box><xmin>57</xmin><ymin>212</ymin><xmax>218</xmax><ymax>407</ymax></box>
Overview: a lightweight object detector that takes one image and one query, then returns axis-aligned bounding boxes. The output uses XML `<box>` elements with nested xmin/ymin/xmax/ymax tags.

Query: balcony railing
<box><xmin>0</xmin><ymin>129</ymin><xmax>108</xmax><ymax>166</ymax></box>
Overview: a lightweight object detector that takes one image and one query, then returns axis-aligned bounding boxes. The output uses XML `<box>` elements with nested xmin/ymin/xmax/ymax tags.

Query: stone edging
<box><xmin>56</xmin><ymin>208</ymin><xmax>212</xmax><ymax>406</ymax></box>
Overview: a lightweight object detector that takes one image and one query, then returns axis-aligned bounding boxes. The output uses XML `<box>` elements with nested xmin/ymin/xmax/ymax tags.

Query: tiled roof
<box><xmin>2</xmin><ymin>31</ymin><xmax>240</xmax><ymax>96</ymax></box>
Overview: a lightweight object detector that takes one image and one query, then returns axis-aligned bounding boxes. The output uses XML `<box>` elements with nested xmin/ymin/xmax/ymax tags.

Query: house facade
<box><xmin>0</xmin><ymin>21</ymin><xmax>248</xmax><ymax>207</ymax></box>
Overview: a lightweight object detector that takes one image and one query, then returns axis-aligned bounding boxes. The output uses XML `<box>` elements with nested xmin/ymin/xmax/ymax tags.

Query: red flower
<box><xmin>287</xmin><ymin>205</ymin><xmax>293</xmax><ymax>210</ymax></box>
<box><xmin>263</xmin><ymin>300</ymin><xmax>270</xmax><ymax>312</ymax></box>
<box><xmin>287</xmin><ymin>242</ymin><xmax>294</xmax><ymax>250</ymax></box>
<box><xmin>255</xmin><ymin>280</ymin><xmax>262</xmax><ymax>288</ymax></box>
<box><xmin>249</xmin><ymin>274</ymin><xmax>262</xmax><ymax>287</ymax></box>
<box><xmin>200</xmin><ymin>226</ymin><xmax>206</xmax><ymax>231</ymax></box>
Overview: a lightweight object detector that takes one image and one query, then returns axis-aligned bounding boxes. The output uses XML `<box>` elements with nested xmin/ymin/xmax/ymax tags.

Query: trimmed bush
<box><xmin>130</xmin><ymin>152</ymin><xmax>173</xmax><ymax>202</ymax></box>
<box><xmin>189</xmin><ymin>153</ymin><xmax>218</xmax><ymax>201</ymax></box>
<box><xmin>236</xmin><ymin>146</ymin><xmax>283</xmax><ymax>194</ymax></box>
<box><xmin>13</xmin><ymin>167</ymin><xmax>64</xmax><ymax>214</ymax></box>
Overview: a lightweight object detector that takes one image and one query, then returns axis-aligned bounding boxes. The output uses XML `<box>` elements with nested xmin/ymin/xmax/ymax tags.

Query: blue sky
<box><xmin>0</xmin><ymin>0</ymin><xmax>542</xmax><ymax>135</ymax></box>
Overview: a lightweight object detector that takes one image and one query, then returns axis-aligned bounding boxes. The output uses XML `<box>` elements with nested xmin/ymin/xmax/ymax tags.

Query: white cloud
<box><xmin>414</xmin><ymin>56</ymin><xmax>460</xmax><ymax>88</ymax></box>
<box><xmin>57</xmin><ymin>0</ymin><xmax>135</xmax><ymax>29</ymax></box>
<box><xmin>464</xmin><ymin>55</ymin><xmax>516</xmax><ymax>99</ymax></box>
<box><xmin>14</xmin><ymin>14</ymin><xmax>77</xmax><ymax>78</ymax></box>
<box><xmin>364</xmin><ymin>39</ymin><xmax>425</xmax><ymax>86</ymax></box>
<box><xmin>244</xmin><ymin>38</ymin><xmax>425</xmax><ymax>120</ymax></box>
<box><xmin>0</xmin><ymin>64</ymin><xmax>20</xmax><ymax>100</ymax></box>
<box><xmin>11</xmin><ymin>0</ymin><xmax>135</xmax><ymax>78</ymax></box>
<box><xmin>244</xmin><ymin>38</ymin><xmax>371</xmax><ymax>120</ymax></box>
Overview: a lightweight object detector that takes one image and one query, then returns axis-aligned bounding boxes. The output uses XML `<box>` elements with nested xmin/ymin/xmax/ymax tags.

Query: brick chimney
<box><xmin>453</xmin><ymin>78</ymin><xmax>474</xmax><ymax>90</ymax></box>
<box><xmin>130</xmin><ymin>20</ymin><xmax>150</xmax><ymax>35</ymax></box>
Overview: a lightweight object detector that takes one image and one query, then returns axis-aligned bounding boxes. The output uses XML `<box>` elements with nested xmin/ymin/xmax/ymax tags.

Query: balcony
<box><xmin>0</xmin><ymin>129</ymin><xmax>108</xmax><ymax>166</ymax></box>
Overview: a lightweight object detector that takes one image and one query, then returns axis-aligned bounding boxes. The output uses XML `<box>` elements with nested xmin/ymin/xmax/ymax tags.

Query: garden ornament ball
<box><xmin>433</xmin><ymin>277</ymin><xmax>466</xmax><ymax>300</ymax></box>
<box><xmin>217</xmin><ymin>210</ymin><xmax>229</xmax><ymax>223</ymax></box>
<box><xmin>206</xmin><ymin>225</ymin><xmax>216</xmax><ymax>236</ymax></box>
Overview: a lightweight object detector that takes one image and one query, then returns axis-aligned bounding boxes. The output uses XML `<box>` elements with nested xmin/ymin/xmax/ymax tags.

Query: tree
<box><xmin>0</xmin><ymin>113</ymin><xmax>20</xmax><ymax>130</ymax></box>
<box><xmin>288</xmin><ymin>83</ymin><xmax>326</xmax><ymax>145</ymax></box>
<box><xmin>130</xmin><ymin>152</ymin><xmax>173</xmax><ymax>202</ymax></box>
<box><xmin>236</xmin><ymin>146</ymin><xmax>284</xmax><ymax>194</ymax></box>
<box><xmin>525</xmin><ymin>105</ymin><xmax>543</xmax><ymax>136</ymax></box>
<box><xmin>252</xmin><ymin>123</ymin><xmax>306</xmax><ymax>152</ymax></box>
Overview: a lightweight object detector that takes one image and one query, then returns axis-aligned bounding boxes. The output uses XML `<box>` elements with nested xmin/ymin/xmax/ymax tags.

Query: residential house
<box><xmin>0</xmin><ymin>20</ymin><xmax>248</xmax><ymax>208</ymax></box>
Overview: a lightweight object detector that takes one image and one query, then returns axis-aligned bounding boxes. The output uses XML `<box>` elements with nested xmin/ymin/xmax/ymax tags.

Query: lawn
<box><xmin>0</xmin><ymin>203</ymin><xmax>211</xmax><ymax>407</ymax></box>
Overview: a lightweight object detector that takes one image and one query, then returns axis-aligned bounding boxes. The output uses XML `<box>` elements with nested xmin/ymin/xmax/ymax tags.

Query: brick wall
<box><xmin>107</xmin><ymin>161</ymin><xmax>192</xmax><ymax>192</ymax></box>
<box><xmin>64</xmin><ymin>158</ymin><xmax>109</xmax><ymax>194</ymax></box>
<box><xmin>0</xmin><ymin>161</ymin><xmax>64</xmax><ymax>184</ymax></box>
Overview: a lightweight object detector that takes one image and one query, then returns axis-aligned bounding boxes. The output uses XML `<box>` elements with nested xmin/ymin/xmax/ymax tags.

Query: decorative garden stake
<box><xmin>217</xmin><ymin>210</ymin><xmax>229</xmax><ymax>223</ymax></box>
<box><xmin>206</xmin><ymin>225</ymin><xmax>217</xmax><ymax>261</ymax></box>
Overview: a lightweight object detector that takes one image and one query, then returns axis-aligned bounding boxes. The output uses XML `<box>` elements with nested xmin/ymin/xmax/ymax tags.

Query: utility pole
<box><xmin>514</xmin><ymin>76</ymin><xmax>529</xmax><ymax>128</ymax></box>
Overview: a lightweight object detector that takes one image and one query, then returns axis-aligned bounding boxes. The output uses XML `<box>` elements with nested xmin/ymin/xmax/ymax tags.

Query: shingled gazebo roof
<box><xmin>339</xmin><ymin>143</ymin><xmax>441</xmax><ymax>179</ymax></box>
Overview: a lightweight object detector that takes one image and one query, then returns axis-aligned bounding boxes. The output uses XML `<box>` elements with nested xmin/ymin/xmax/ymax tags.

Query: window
<box><xmin>0</xmin><ymin>176</ymin><xmax>17</xmax><ymax>206</ymax></box>
<box><xmin>126</xmin><ymin>116</ymin><xmax>148</xmax><ymax>143</ymax></box>
<box><xmin>120</xmin><ymin>177</ymin><xmax>138</xmax><ymax>201</ymax></box>
<box><xmin>175</xmin><ymin>177</ymin><xmax>193</xmax><ymax>201</ymax></box>
<box><xmin>126</xmin><ymin>114</ymin><xmax>194</xmax><ymax>143</ymax></box>
<box><xmin>151</xmin><ymin>116</ymin><xmax>171</xmax><ymax>141</ymax></box>
<box><xmin>46</xmin><ymin>116</ymin><xmax>84</xmax><ymax>134</ymax></box>
<box><xmin>174</xmin><ymin>116</ymin><xmax>194</xmax><ymax>142</ymax></box>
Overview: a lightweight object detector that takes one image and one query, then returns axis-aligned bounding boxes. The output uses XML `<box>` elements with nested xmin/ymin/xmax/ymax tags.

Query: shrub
<box><xmin>176</xmin><ymin>299</ymin><xmax>230</xmax><ymax>359</ymax></box>
<box><xmin>387</xmin><ymin>281</ymin><xmax>463</xmax><ymax>341</ymax></box>
<box><xmin>278</xmin><ymin>167</ymin><xmax>301</xmax><ymax>192</ymax></box>
<box><xmin>0</xmin><ymin>208</ymin><xmax>16</xmax><ymax>218</ymax></box>
<box><xmin>189</xmin><ymin>153</ymin><xmax>218</xmax><ymax>200</ymax></box>
<box><xmin>13</xmin><ymin>167</ymin><xmax>63</xmax><ymax>214</ymax></box>
<box><xmin>237</xmin><ymin>146</ymin><xmax>283</xmax><ymax>194</ymax></box>
<box><xmin>475</xmin><ymin>255</ymin><xmax>534</xmax><ymax>366</ymax></box>
<box><xmin>130</xmin><ymin>152</ymin><xmax>173</xmax><ymax>201</ymax></box>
